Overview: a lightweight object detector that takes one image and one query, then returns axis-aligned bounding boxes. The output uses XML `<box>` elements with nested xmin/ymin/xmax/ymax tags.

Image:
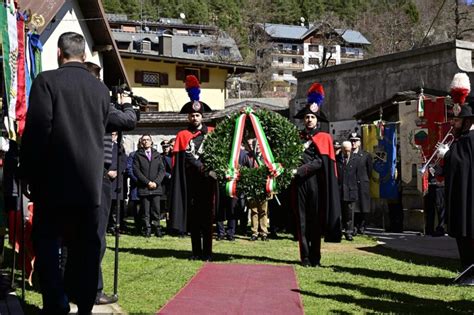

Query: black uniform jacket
<box><xmin>296</xmin><ymin>129</ymin><xmax>342</xmax><ymax>242</ymax></box>
<box><xmin>20</xmin><ymin>62</ymin><xmax>109</xmax><ymax>210</ymax></box>
<box><xmin>444</xmin><ymin>130</ymin><xmax>474</xmax><ymax>238</ymax></box>
<box><xmin>170</xmin><ymin>124</ymin><xmax>214</xmax><ymax>232</ymax></box>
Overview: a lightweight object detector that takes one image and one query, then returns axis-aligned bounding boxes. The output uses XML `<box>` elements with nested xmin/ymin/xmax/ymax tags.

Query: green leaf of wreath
<box><xmin>203</xmin><ymin>108</ymin><xmax>303</xmax><ymax>202</ymax></box>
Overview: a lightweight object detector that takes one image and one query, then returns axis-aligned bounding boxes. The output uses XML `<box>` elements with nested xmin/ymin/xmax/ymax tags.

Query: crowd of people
<box><xmin>5</xmin><ymin>32</ymin><xmax>472</xmax><ymax>314</ymax></box>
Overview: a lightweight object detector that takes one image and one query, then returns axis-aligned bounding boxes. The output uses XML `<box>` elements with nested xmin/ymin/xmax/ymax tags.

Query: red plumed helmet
<box><xmin>185</xmin><ymin>75</ymin><xmax>200</xmax><ymax>89</ymax></box>
<box><xmin>450</xmin><ymin>73</ymin><xmax>471</xmax><ymax>105</ymax></box>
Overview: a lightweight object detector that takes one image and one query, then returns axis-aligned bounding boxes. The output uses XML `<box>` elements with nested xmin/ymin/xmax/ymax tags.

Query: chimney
<box><xmin>159</xmin><ymin>34</ymin><xmax>172</xmax><ymax>55</ymax></box>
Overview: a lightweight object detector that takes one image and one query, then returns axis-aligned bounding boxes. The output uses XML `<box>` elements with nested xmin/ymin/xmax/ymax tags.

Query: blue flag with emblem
<box><xmin>373</xmin><ymin>124</ymin><xmax>399</xmax><ymax>199</ymax></box>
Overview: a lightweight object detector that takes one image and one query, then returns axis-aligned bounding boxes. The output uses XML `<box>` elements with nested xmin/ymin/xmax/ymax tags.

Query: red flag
<box><xmin>16</xmin><ymin>14</ymin><xmax>27</xmax><ymax>137</ymax></box>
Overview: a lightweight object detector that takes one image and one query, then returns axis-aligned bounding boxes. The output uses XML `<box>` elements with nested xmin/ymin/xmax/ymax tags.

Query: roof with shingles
<box><xmin>263</xmin><ymin>23</ymin><xmax>370</xmax><ymax>45</ymax></box>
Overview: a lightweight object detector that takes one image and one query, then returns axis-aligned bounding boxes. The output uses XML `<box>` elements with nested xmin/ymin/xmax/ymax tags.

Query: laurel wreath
<box><xmin>203</xmin><ymin>108</ymin><xmax>303</xmax><ymax>202</ymax></box>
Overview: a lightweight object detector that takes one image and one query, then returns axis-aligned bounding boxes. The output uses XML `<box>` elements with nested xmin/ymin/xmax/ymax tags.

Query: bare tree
<box><xmin>307</xmin><ymin>12</ymin><xmax>347</xmax><ymax>69</ymax></box>
<box><xmin>240</xmin><ymin>0</ymin><xmax>274</xmax><ymax>97</ymax></box>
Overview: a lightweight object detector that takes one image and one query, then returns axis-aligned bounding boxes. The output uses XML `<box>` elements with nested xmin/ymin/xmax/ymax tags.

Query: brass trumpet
<box><xmin>418</xmin><ymin>126</ymin><xmax>455</xmax><ymax>175</ymax></box>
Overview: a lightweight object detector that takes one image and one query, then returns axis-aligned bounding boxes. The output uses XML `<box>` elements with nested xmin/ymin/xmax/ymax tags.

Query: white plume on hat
<box><xmin>450</xmin><ymin>73</ymin><xmax>471</xmax><ymax>105</ymax></box>
<box><xmin>450</xmin><ymin>73</ymin><xmax>470</xmax><ymax>90</ymax></box>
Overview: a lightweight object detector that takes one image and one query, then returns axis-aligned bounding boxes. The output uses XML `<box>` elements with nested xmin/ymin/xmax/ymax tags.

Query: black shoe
<box><xmin>202</xmin><ymin>255</ymin><xmax>212</xmax><ymax>262</ymax></box>
<box><xmin>226</xmin><ymin>235</ymin><xmax>235</xmax><ymax>241</ymax></box>
<box><xmin>344</xmin><ymin>233</ymin><xmax>353</xmax><ymax>241</ymax></box>
<box><xmin>311</xmin><ymin>262</ymin><xmax>321</xmax><ymax>267</ymax></box>
<box><xmin>250</xmin><ymin>235</ymin><xmax>258</xmax><ymax>241</ymax></box>
<box><xmin>95</xmin><ymin>292</ymin><xmax>118</xmax><ymax>305</ymax></box>
<box><xmin>144</xmin><ymin>229</ymin><xmax>151</xmax><ymax>238</ymax></box>
<box><xmin>155</xmin><ymin>228</ymin><xmax>163</xmax><ymax>238</ymax></box>
<box><xmin>301</xmin><ymin>258</ymin><xmax>311</xmax><ymax>267</ymax></box>
<box><xmin>188</xmin><ymin>255</ymin><xmax>200</xmax><ymax>261</ymax></box>
<box><xmin>352</xmin><ymin>227</ymin><xmax>358</xmax><ymax>236</ymax></box>
<box><xmin>261</xmin><ymin>235</ymin><xmax>268</xmax><ymax>241</ymax></box>
<box><xmin>216</xmin><ymin>235</ymin><xmax>225</xmax><ymax>241</ymax></box>
<box><xmin>432</xmin><ymin>229</ymin><xmax>446</xmax><ymax>237</ymax></box>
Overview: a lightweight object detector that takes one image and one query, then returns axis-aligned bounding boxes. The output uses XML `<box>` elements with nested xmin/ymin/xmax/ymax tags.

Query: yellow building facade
<box><xmin>122</xmin><ymin>55</ymin><xmax>244</xmax><ymax>112</ymax></box>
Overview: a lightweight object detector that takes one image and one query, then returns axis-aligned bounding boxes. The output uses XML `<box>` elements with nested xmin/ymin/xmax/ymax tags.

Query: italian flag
<box><xmin>417</xmin><ymin>92</ymin><xmax>425</xmax><ymax>117</ymax></box>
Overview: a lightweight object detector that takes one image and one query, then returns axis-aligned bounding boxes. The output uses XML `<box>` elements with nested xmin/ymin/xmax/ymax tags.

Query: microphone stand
<box><xmin>113</xmin><ymin>131</ymin><xmax>123</xmax><ymax>299</ymax></box>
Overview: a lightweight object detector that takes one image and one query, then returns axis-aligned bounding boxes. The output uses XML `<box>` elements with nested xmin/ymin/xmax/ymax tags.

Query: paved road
<box><xmin>366</xmin><ymin>228</ymin><xmax>459</xmax><ymax>259</ymax></box>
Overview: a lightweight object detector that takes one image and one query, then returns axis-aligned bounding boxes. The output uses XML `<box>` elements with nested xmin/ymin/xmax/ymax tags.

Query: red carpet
<box><xmin>158</xmin><ymin>263</ymin><xmax>304</xmax><ymax>315</ymax></box>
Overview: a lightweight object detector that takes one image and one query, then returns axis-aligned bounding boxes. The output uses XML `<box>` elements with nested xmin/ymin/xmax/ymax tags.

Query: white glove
<box><xmin>436</xmin><ymin>143</ymin><xmax>449</xmax><ymax>159</ymax></box>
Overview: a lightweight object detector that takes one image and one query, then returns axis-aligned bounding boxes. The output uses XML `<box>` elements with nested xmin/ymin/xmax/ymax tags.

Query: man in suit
<box><xmin>133</xmin><ymin>135</ymin><xmax>166</xmax><ymax>237</ymax></box>
<box><xmin>20</xmin><ymin>32</ymin><xmax>110</xmax><ymax>315</ymax></box>
<box><xmin>350</xmin><ymin>133</ymin><xmax>372</xmax><ymax>235</ymax></box>
<box><xmin>337</xmin><ymin>141</ymin><xmax>359</xmax><ymax>241</ymax></box>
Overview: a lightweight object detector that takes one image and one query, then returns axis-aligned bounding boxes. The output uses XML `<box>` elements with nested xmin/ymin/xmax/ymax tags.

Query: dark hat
<box><xmin>179</xmin><ymin>75</ymin><xmax>212</xmax><ymax>114</ymax></box>
<box><xmin>450</xmin><ymin>102</ymin><xmax>474</xmax><ymax>118</ymax></box>
<box><xmin>294</xmin><ymin>83</ymin><xmax>328</xmax><ymax>122</ymax></box>
<box><xmin>453</xmin><ymin>264</ymin><xmax>474</xmax><ymax>286</ymax></box>
<box><xmin>160</xmin><ymin>140</ymin><xmax>170</xmax><ymax>147</ymax></box>
<box><xmin>349</xmin><ymin>132</ymin><xmax>361</xmax><ymax>141</ymax></box>
<box><xmin>333</xmin><ymin>141</ymin><xmax>341</xmax><ymax>149</ymax></box>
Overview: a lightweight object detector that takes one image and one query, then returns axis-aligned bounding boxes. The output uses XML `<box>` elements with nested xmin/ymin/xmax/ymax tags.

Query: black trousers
<box><xmin>295</xmin><ymin>179</ymin><xmax>321</xmax><ymax>265</ymax></box>
<box><xmin>456</xmin><ymin>237</ymin><xmax>474</xmax><ymax>270</ymax></box>
<box><xmin>216</xmin><ymin>197</ymin><xmax>241</xmax><ymax>237</ymax></box>
<box><xmin>97</xmin><ymin>177</ymin><xmax>113</xmax><ymax>294</ymax></box>
<box><xmin>342</xmin><ymin>201</ymin><xmax>356</xmax><ymax>235</ymax></box>
<box><xmin>424</xmin><ymin>185</ymin><xmax>445</xmax><ymax>235</ymax></box>
<box><xmin>188</xmin><ymin>176</ymin><xmax>214</xmax><ymax>258</ymax></box>
<box><xmin>33</xmin><ymin>204</ymin><xmax>101</xmax><ymax>315</ymax></box>
<box><xmin>139</xmin><ymin>194</ymin><xmax>161</xmax><ymax>232</ymax></box>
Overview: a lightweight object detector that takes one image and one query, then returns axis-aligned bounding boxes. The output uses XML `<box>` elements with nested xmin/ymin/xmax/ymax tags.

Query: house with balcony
<box><xmin>106</xmin><ymin>15</ymin><xmax>254</xmax><ymax>152</ymax></box>
<box><xmin>107</xmin><ymin>15</ymin><xmax>254</xmax><ymax>113</ymax></box>
<box><xmin>261</xmin><ymin>23</ymin><xmax>370</xmax><ymax>96</ymax></box>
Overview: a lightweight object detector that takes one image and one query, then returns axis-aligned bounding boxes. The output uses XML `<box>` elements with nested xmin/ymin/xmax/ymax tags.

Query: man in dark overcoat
<box><xmin>133</xmin><ymin>135</ymin><xmax>166</xmax><ymax>237</ymax></box>
<box><xmin>292</xmin><ymin>82</ymin><xmax>342</xmax><ymax>267</ymax></box>
<box><xmin>350</xmin><ymin>133</ymin><xmax>372</xmax><ymax>235</ymax></box>
<box><xmin>19</xmin><ymin>32</ymin><xmax>110</xmax><ymax>314</ymax></box>
<box><xmin>336</xmin><ymin>141</ymin><xmax>359</xmax><ymax>241</ymax></box>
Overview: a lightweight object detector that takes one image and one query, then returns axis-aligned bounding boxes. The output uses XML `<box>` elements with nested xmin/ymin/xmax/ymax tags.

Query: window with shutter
<box><xmin>176</xmin><ymin>66</ymin><xmax>185</xmax><ymax>81</ymax></box>
<box><xmin>200</xmin><ymin>68</ymin><xmax>209</xmax><ymax>82</ymax></box>
<box><xmin>134</xmin><ymin>70</ymin><xmax>143</xmax><ymax>84</ymax></box>
<box><xmin>159</xmin><ymin>73</ymin><xmax>169</xmax><ymax>86</ymax></box>
<box><xmin>134</xmin><ymin>71</ymin><xmax>160</xmax><ymax>86</ymax></box>
<box><xmin>142</xmin><ymin>72</ymin><xmax>160</xmax><ymax>86</ymax></box>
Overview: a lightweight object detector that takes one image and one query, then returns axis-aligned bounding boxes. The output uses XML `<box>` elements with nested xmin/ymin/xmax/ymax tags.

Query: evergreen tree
<box><xmin>183</xmin><ymin>0</ymin><xmax>211</xmax><ymax>25</ymax></box>
<box><xmin>102</xmin><ymin>0</ymin><xmax>124</xmax><ymax>14</ymax></box>
<box><xmin>270</xmin><ymin>0</ymin><xmax>303</xmax><ymax>24</ymax></box>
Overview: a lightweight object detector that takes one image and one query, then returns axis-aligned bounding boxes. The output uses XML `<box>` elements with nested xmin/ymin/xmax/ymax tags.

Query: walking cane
<box><xmin>18</xmin><ymin>180</ymin><xmax>25</xmax><ymax>302</ymax></box>
<box><xmin>112</xmin><ymin>131</ymin><xmax>123</xmax><ymax>299</ymax></box>
<box><xmin>10</xmin><ymin>196</ymin><xmax>17</xmax><ymax>290</ymax></box>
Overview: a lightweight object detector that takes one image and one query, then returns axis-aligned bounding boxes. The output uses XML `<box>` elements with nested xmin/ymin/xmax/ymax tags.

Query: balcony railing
<box><xmin>272</xmin><ymin>48</ymin><xmax>304</xmax><ymax>55</ymax></box>
<box><xmin>273</xmin><ymin>63</ymin><xmax>304</xmax><ymax>69</ymax></box>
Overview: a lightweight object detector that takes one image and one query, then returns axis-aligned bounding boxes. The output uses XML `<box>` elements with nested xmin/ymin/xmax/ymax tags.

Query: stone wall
<box><xmin>293</xmin><ymin>40</ymin><xmax>474</xmax><ymax>121</ymax></box>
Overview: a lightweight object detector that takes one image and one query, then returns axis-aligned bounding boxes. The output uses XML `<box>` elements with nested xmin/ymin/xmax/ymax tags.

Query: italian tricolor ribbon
<box><xmin>225</xmin><ymin>107</ymin><xmax>284</xmax><ymax>198</ymax></box>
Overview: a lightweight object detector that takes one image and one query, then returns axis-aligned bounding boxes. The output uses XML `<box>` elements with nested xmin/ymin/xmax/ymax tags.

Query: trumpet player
<box><xmin>437</xmin><ymin>101</ymin><xmax>474</xmax><ymax>275</ymax></box>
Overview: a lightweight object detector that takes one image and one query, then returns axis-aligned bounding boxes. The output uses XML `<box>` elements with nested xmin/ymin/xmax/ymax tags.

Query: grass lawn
<box><xmin>17</xmin><ymin>231</ymin><xmax>474</xmax><ymax>314</ymax></box>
